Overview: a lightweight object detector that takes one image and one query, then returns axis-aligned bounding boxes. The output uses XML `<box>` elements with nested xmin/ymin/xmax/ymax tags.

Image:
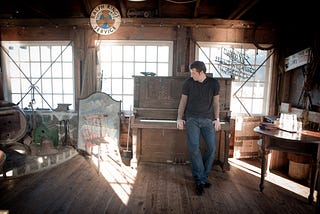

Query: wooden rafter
<box><xmin>227</xmin><ymin>0</ymin><xmax>258</xmax><ymax>20</ymax></box>
<box><xmin>193</xmin><ymin>0</ymin><xmax>201</xmax><ymax>18</ymax></box>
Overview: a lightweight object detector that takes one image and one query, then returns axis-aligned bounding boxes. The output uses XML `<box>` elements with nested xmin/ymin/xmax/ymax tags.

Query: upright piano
<box><xmin>130</xmin><ymin>76</ymin><xmax>234</xmax><ymax>171</ymax></box>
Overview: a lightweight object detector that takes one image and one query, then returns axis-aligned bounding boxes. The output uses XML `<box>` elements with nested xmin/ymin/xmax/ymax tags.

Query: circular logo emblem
<box><xmin>90</xmin><ymin>4</ymin><xmax>121</xmax><ymax>35</ymax></box>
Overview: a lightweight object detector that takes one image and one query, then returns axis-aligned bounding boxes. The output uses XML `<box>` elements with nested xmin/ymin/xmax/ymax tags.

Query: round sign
<box><xmin>90</xmin><ymin>4</ymin><xmax>121</xmax><ymax>35</ymax></box>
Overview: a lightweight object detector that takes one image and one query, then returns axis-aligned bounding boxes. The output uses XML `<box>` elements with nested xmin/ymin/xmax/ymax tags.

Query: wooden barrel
<box><xmin>287</xmin><ymin>153</ymin><xmax>311</xmax><ymax>180</ymax></box>
<box><xmin>0</xmin><ymin>105</ymin><xmax>27</xmax><ymax>144</ymax></box>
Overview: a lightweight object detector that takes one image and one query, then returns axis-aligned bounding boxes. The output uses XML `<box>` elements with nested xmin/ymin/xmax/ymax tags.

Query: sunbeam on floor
<box><xmin>228</xmin><ymin>157</ymin><xmax>317</xmax><ymax>202</ymax></box>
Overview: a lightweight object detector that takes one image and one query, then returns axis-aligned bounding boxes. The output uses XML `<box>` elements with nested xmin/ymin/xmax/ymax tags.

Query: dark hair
<box><xmin>189</xmin><ymin>61</ymin><xmax>206</xmax><ymax>73</ymax></box>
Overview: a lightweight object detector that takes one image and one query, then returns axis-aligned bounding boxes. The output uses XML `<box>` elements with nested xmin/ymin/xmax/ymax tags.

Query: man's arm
<box><xmin>177</xmin><ymin>94</ymin><xmax>187</xmax><ymax>120</ymax></box>
<box><xmin>177</xmin><ymin>94</ymin><xmax>187</xmax><ymax>129</ymax></box>
<box><xmin>213</xmin><ymin>95</ymin><xmax>220</xmax><ymax>120</ymax></box>
<box><xmin>213</xmin><ymin>95</ymin><xmax>221</xmax><ymax>131</ymax></box>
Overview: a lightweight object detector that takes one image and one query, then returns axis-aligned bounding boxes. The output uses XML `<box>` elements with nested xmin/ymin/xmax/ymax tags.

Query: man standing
<box><xmin>176</xmin><ymin>61</ymin><xmax>221</xmax><ymax>196</ymax></box>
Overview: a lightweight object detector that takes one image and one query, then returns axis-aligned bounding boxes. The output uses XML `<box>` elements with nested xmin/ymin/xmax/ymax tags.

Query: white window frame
<box><xmin>195</xmin><ymin>42</ymin><xmax>273</xmax><ymax>116</ymax></box>
<box><xmin>98</xmin><ymin>40</ymin><xmax>173</xmax><ymax>112</ymax></box>
<box><xmin>1</xmin><ymin>41</ymin><xmax>75</xmax><ymax>110</ymax></box>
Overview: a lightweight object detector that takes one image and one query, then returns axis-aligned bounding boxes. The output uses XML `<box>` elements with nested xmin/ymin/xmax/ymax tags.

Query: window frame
<box><xmin>97</xmin><ymin>40</ymin><xmax>174</xmax><ymax>112</ymax></box>
<box><xmin>195</xmin><ymin>42</ymin><xmax>273</xmax><ymax>116</ymax></box>
<box><xmin>1</xmin><ymin>41</ymin><xmax>75</xmax><ymax>110</ymax></box>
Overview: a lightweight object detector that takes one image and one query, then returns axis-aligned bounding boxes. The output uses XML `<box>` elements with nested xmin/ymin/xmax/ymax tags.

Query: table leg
<box><xmin>259</xmin><ymin>137</ymin><xmax>269</xmax><ymax>192</ymax></box>
<box><xmin>130</xmin><ymin>128</ymin><xmax>138</xmax><ymax>168</ymax></box>
<box><xmin>222</xmin><ymin>130</ymin><xmax>231</xmax><ymax>171</ymax></box>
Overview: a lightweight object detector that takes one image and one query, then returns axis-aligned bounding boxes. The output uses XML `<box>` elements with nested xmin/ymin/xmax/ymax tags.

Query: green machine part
<box><xmin>34</xmin><ymin>123</ymin><xmax>59</xmax><ymax>146</ymax></box>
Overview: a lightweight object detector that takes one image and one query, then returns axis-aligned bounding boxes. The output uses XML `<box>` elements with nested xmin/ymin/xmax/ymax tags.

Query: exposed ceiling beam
<box><xmin>119</xmin><ymin>0</ymin><xmax>128</xmax><ymax>18</ymax></box>
<box><xmin>193</xmin><ymin>0</ymin><xmax>201</xmax><ymax>18</ymax></box>
<box><xmin>0</xmin><ymin>17</ymin><xmax>265</xmax><ymax>29</ymax></box>
<box><xmin>227</xmin><ymin>0</ymin><xmax>258</xmax><ymax>20</ymax></box>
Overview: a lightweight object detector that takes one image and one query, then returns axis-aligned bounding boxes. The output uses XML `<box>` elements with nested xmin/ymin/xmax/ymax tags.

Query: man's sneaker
<box><xmin>204</xmin><ymin>182</ymin><xmax>211</xmax><ymax>188</ymax></box>
<box><xmin>195</xmin><ymin>184</ymin><xmax>204</xmax><ymax>195</ymax></box>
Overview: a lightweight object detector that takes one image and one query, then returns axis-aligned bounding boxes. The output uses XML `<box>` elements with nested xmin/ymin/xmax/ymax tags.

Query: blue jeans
<box><xmin>186</xmin><ymin>117</ymin><xmax>216</xmax><ymax>185</ymax></box>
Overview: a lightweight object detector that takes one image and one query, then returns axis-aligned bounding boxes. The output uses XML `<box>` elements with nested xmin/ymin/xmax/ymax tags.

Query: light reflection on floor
<box><xmin>228</xmin><ymin>157</ymin><xmax>317</xmax><ymax>202</ymax></box>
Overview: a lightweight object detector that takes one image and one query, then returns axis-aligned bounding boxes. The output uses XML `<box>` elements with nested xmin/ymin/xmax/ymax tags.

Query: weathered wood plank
<box><xmin>0</xmin><ymin>154</ymin><xmax>316</xmax><ymax>214</ymax></box>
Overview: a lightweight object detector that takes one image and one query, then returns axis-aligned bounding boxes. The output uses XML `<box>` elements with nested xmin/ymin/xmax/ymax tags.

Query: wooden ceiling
<box><xmin>0</xmin><ymin>0</ymin><xmax>316</xmax><ymax>27</ymax></box>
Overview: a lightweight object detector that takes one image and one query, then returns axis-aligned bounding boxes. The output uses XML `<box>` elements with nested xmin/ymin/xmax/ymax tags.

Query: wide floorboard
<box><xmin>0</xmin><ymin>154</ymin><xmax>316</xmax><ymax>214</ymax></box>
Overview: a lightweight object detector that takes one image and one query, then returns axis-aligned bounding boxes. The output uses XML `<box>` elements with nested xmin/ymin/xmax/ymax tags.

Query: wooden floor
<box><xmin>0</xmin><ymin>154</ymin><xmax>316</xmax><ymax>214</ymax></box>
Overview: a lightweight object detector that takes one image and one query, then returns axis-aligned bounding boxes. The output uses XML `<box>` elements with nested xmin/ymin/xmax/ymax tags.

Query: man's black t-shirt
<box><xmin>182</xmin><ymin>76</ymin><xmax>220</xmax><ymax>119</ymax></box>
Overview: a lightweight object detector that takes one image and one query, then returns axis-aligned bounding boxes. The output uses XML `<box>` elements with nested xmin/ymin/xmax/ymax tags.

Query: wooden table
<box><xmin>254</xmin><ymin>126</ymin><xmax>320</xmax><ymax>211</ymax></box>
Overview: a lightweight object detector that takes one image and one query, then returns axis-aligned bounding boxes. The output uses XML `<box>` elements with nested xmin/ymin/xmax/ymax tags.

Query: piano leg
<box><xmin>130</xmin><ymin>128</ymin><xmax>138</xmax><ymax>168</ymax></box>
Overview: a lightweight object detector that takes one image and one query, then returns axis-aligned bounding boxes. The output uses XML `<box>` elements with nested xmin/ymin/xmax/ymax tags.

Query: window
<box><xmin>98</xmin><ymin>40</ymin><xmax>173</xmax><ymax>112</ymax></box>
<box><xmin>1</xmin><ymin>41</ymin><xmax>74</xmax><ymax>110</ymax></box>
<box><xmin>196</xmin><ymin>42</ymin><xmax>273</xmax><ymax>116</ymax></box>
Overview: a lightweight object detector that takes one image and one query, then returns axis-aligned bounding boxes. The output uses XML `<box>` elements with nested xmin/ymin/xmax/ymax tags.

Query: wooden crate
<box><xmin>233</xmin><ymin>116</ymin><xmax>263</xmax><ymax>158</ymax></box>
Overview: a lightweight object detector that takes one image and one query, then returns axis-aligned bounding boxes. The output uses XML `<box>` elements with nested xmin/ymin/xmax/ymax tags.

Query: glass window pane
<box><xmin>146</xmin><ymin>46</ymin><xmax>157</xmax><ymax>62</ymax></box>
<box><xmin>241</xmin><ymin>84</ymin><xmax>253</xmax><ymax>97</ymax></box>
<box><xmin>62</xmin><ymin>46</ymin><xmax>73</xmax><ymax>61</ymax></box>
<box><xmin>102</xmin><ymin>78</ymin><xmax>112</xmax><ymax>94</ymax></box>
<box><xmin>21</xmin><ymin>79</ymin><xmax>30</xmax><ymax>93</ymax></box>
<box><xmin>30</xmin><ymin>46</ymin><xmax>40</xmax><ymax>61</ymax></box>
<box><xmin>157</xmin><ymin>63</ymin><xmax>169</xmax><ymax>76</ymax></box>
<box><xmin>12</xmin><ymin>94</ymin><xmax>21</xmax><ymax>105</ymax></box>
<box><xmin>53</xmin><ymin>94</ymin><xmax>63</xmax><ymax>106</ymax></box>
<box><xmin>20</xmin><ymin>63</ymin><xmax>31</xmax><ymax>78</ymax></box>
<box><xmin>112</xmin><ymin>79</ymin><xmax>122</xmax><ymax>94</ymax></box>
<box><xmin>41</xmin><ymin>46</ymin><xmax>51</xmax><ymax>61</ymax></box>
<box><xmin>123</xmin><ymin>63</ymin><xmax>134</xmax><ymax>78</ymax></box>
<box><xmin>7</xmin><ymin>45</ymin><xmax>19</xmax><ymax>60</ymax></box>
<box><xmin>101</xmin><ymin>45</ymin><xmax>112</xmax><ymax>61</ymax></box>
<box><xmin>254</xmin><ymin>66</ymin><xmax>265</xmax><ymax>81</ymax></box>
<box><xmin>135</xmin><ymin>63</ymin><xmax>145</xmax><ymax>75</ymax></box>
<box><xmin>198</xmin><ymin>47</ymin><xmax>210</xmax><ymax>63</ymax></box>
<box><xmin>30</xmin><ymin>63</ymin><xmax>41</xmax><ymax>78</ymax></box>
<box><xmin>11</xmin><ymin>79</ymin><xmax>21</xmax><ymax>93</ymax></box>
<box><xmin>124</xmin><ymin>46</ymin><xmax>134</xmax><ymax>61</ymax></box>
<box><xmin>63</xmin><ymin>62</ymin><xmax>73</xmax><ymax>78</ymax></box>
<box><xmin>44</xmin><ymin>95</ymin><xmax>53</xmax><ymax>108</ymax></box>
<box><xmin>63</xmin><ymin>79</ymin><xmax>74</xmax><ymax>93</ymax></box>
<box><xmin>63</xmin><ymin>95</ymin><xmax>74</xmax><ymax>107</ymax></box>
<box><xmin>111</xmin><ymin>62</ymin><xmax>123</xmax><ymax>78</ymax></box>
<box><xmin>51</xmin><ymin>46</ymin><xmax>62</xmax><ymax>61</ymax></box>
<box><xmin>52</xmin><ymin>79</ymin><xmax>63</xmax><ymax>93</ymax></box>
<box><xmin>42</xmin><ymin>79</ymin><xmax>52</xmax><ymax>93</ymax></box>
<box><xmin>241</xmin><ymin>98</ymin><xmax>253</xmax><ymax>114</ymax></box>
<box><xmin>252</xmin><ymin>99</ymin><xmax>263</xmax><ymax>114</ymax></box>
<box><xmin>112</xmin><ymin>46</ymin><xmax>122</xmax><ymax>61</ymax></box>
<box><xmin>52</xmin><ymin>63</ymin><xmax>62</xmax><ymax>78</ymax></box>
<box><xmin>135</xmin><ymin>46</ymin><xmax>145</xmax><ymax>61</ymax></box>
<box><xmin>41</xmin><ymin>63</ymin><xmax>52</xmax><ymax>78</ymax></box>
<box><xmin>123</xmin><ymin>79</ymin><xmax>133</xmax><ymax>94</ymax></box>
<box><xmin>122</xmin><ymin>95</ymin><xmax>133</xmax><ymax>111</ymax></box>
<box><xmin>158</xmin><ymin>46</ymin><xmax>168</xmax><ymax>62</ymax></box>
<box><xmin>253</xmin><ymin>83</ymin><xmax>264</xmax><ymax>97</ymax></box>
<box><xmin>101</xmin><ymin>63</ymin><xmax>111</xmax><ymax>78</ymax></box>
<box><xmin>256</xmin><ymin>50</ymin><xmax>267</xmax><ymax>64</ymax></box>
<box><xmin>19</xmin><ymin>46</ymin><xmax>29</xmax><ymax>61</ymax></box>
<box><xmin>146</xmin><ymin>63</ymin><xmax>157</xmax><ymax>74</ymax></box>
<box><xmin>245</xmin><ymin>49</ymin><xmax>256</xmax><ymax>65</ymax></box>
<box><xmin>9</xmin><ymin>63</ymin><xmax>21</xmax><ymax>78</ymax></box>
